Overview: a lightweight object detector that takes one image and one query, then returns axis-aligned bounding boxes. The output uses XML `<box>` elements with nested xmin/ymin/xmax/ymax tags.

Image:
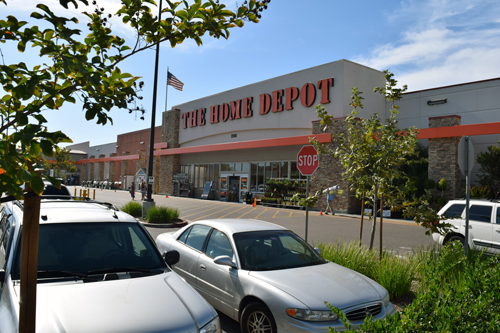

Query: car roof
<box><xmin>447</xmin><ymin>198</ymin><xmax>500</xmax><ymax>204</ymax></box>
<box><xmin>33</xmin><ymin>200</ymin><xmax>137</xmax><ymax>225</ymax></box>
<box><xmin>190</xmin><ymin>219</ymin><xmax>288</xmax><ymax>236</ymax></box>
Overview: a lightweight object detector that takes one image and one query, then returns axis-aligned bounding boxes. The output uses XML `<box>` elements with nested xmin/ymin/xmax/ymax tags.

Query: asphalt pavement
<box><xmin>74</xmin><ymin>186</ymin><xmax>434</xmax><ymax>254</ymax></box>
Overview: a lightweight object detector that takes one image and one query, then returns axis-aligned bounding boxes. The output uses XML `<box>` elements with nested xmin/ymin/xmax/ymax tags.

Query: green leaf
<box><xmin>30</xmin><ymin>175</ymin><xmax>44</xmax><ymax>195</ymax></box>
<box><xmin>16</xmin><ymin>112</ymin><xmax>29</xmax><ymax>126</ymax></box>
<box><xmin>40</xmin><ymin>139</ymin><xmax>53</xmax><ymax>157</ymax></box>
<box><xmin>17</xmin><ymin>40</ymin><xmax>26</xmax><ymax>52</ymax></box>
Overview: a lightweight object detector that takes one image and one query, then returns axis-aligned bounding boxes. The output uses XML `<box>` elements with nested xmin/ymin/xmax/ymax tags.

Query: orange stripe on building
<box><xmin>153</xmin><ymin>133</ymin><xmax>332</xmax><ymax>156</ymax></box>
<box><xmin>417</xmin><ymin>122</ymin><xmax>500</xmax><ymax>139</ymax></box>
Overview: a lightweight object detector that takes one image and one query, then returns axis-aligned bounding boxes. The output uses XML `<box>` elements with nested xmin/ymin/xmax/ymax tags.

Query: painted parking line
<box><xmin>237</xmin><ymin>207</ymin><xmax>258</xmax><ymax>219</ymax></box>
<box><xmin>254</xmin><ymin>209</ymin><xmax>268</xmax><ymax>219</ymax></box>
<box><xmin>218</xmin><ymin>206</ymin><xmax>248</xmax><ymax>219</ymax></box>
<box><xmin>181</xmin><ymin>203</ymin><xmax>233</xmax><ymax>219</ymax></box>
<box><xmin>192</xmin><ymin>205</ymin><xmax>240</xmax><ymax>221</ymax></box>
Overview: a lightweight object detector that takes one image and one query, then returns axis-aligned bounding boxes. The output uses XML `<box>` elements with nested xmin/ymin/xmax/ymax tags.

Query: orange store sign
<box><xmin>181</xmin><ymin>78</ymin><xmax>334</xmax><ymax>129</ymax></box>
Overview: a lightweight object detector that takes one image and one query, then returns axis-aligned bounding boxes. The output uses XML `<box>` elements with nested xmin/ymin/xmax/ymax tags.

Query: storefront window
<box><xmin>280</xmin><ymin>161</ymin><xmax>289</xmax><ymax>179</ymax></box>
<box><xmin>264</xmin><ymin>162</ymin><xmax>272</xmax><ymax>184</ymax></box>
<box><xmin>290</xmin><ymin>161</ymin><xmax>303</xmax><ymax>180</ymax></box>
<box><xmin>250</xmin><ymin>163</ymin><xmax>257</xmax><ymax>192</ymax></box>
<box><xmin>257</xmin><ymin>162</ymin><xmax>265</xmax><ymax>192</ymax></box>
<box><xmin>213</xmin><ymin>164</ymin><xmax>219</xmax><ymax>190</ymax></box>
<box><xmin>271</xmin><ymin>162</ymin><xmax>280</xmax><ymax>179</ymax></box>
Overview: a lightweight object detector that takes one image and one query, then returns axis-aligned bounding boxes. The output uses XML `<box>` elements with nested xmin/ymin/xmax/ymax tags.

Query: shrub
<box><xmin>121</xmin><ymin>201</ymin><xmax>142</xmax><ymax>218</ymax></box>
<box><xmin>436</xmin><ymin>196</ymin><xmax>447</xmax><ymax>207</ymax></box>
<box><xmin>330</xmin><ymin>243</ymin><xmax>500</xmax><ymax>332</ymax></box>
<box><xmin>317</xmin><ymin>241</ymin><xmax>418</xmax><ymax>300</ymax></box>
<box><xmin>146</xmin><ymin>206</ymin><xmax>180</xmax><ymax>224</ymax></box>
<box><xmin>469</xmin><ymin>185</ymin><xmax>492</xmax><ymax>198</ymax></box>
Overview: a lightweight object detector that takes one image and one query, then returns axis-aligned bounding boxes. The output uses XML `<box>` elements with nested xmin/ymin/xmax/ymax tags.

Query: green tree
<box><xmin>40</xmin><ymin>147</ymin><xmax>77</xmax><ymax>178</ymax></box>
<box><xmin>477</xmin><ymin>140</ymin><xmax>500</xmax><ymax>198</ymax></box>
<box><xmin>312</xmin><ymin>71</ymin><xmax>451</xmax><ymax>252</ymax></box>
<box><xmin>0</xmin><ymin>0</ymin><xmax>269</xmax><ymax>331</ymax></box>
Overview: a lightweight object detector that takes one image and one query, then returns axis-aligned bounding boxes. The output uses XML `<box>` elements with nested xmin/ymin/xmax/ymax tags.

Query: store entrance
<box><xmin>227</xmin><ymin>176</ymin><xmax>240</xmax><ymax>202</ymax></box>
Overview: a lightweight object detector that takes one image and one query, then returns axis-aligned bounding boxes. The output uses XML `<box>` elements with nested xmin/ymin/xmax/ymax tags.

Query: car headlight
<box><xmin>382</xmin><ymin>291</ymin><xmax>390</xmax><ymax>306</ymax></box>
<box><xmin>199</xmin><ymin>316</ymin><xmax>220</xmax><ymax>333</ymax></box>
<box><xmin>286</xmin><ymin>308</ymin><xmax>339</xmax><ymax>322</ymax></box>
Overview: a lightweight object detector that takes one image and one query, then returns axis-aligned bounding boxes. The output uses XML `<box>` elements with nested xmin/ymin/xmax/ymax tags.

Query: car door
<box><xmin>490</xmin><ymin>205</ymin><xmax>500</xmax><ymax>254</ymax></box>
<box><xmin>169</xmin><ymin>225</ymin><xmax>211</xmax><ymax>288</ymax></box>
<box><xmin>197</xmin><ymin>229</ymin><xmax>239</xmax><ymax>319</ymax></box>
<box><xmin>468</xmin><ymin>204</ymin><xmax>494</xmax><ymax>252</ymax></box>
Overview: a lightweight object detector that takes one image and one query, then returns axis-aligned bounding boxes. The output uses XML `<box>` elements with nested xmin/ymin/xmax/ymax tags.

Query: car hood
<box><xmin>248</xmin><ymin>262</ymin><xmax>385</xmax><ymax>310</ymax></box>
<box><xmin>15</xmin><ymin>272</ymin><xmax>215</xmax><ymax>333</ymax></box>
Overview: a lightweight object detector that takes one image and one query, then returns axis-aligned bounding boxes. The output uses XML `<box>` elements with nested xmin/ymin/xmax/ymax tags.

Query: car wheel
<box><xmin>447</xmin><ymin>234</ymin><xmax>465</xmax><ymax>247</ymax></box>
<box><xmin>241</xmin><ymin>302</ymin><xmax>276</xmax><ymax>333</ymax></box>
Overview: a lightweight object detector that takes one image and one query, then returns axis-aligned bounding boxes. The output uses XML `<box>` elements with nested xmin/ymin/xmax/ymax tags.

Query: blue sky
<box><xmin>2</xmin><ymin>0</ymin><xmax>500</xmax><ymax>146</ymax></box>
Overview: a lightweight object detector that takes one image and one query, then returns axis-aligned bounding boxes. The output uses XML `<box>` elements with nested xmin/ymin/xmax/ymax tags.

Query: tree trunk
<box><xmin>369</xmin><ymin>184</ymin><xmax>378</xmax><ymax>250</ymax></box>
<box><xmin>359</xmin><ymin>191</ymin><xmax>365</xmax><ymax>244</ymax></box>
<box><xmin>19</xmin><ymin>185</ymin><xmax>41</xmax><ymax>333</ymax></box>
<box><xmin>379</xmin><ymin>194</ymin><xmax>384</xmax><ymax>260</ymax></box>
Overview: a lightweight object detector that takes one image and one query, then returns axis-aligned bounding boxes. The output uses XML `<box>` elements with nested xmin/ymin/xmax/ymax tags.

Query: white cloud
<box><xmin>354</xmin><ymin>0</ymin><xmax>500</xmax><ymax>91</ymax></box>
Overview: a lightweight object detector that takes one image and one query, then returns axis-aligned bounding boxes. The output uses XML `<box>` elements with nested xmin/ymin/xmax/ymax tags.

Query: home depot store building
<box><xmin>78</xmin><ymin>59</ymin><xmax>500</xmax><ymax>213</ymax></box>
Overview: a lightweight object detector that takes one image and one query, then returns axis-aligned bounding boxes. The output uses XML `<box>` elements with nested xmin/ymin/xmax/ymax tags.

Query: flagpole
<box><xmin>165</xmin><ymin>66</ymin><xmax>169</xmax><ymax>111</ymax></box>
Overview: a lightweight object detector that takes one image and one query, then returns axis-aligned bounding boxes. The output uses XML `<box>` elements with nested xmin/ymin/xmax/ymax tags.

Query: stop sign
<box><xmin>297</xmin><ymin>145</ymin><xmax>319</xmax><ymax>176</ymax></box>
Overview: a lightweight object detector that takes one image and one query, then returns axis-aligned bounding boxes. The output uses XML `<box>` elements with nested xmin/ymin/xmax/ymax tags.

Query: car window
<box><xmin>497</xmin><ymin>207</ymin><xmax>500</xmax><ymax>224</ymax></box>
<box><xmin>11</xmin><ymin>222</ymin><xmax>165</xmax><ymax>281</ymax></box>
<box><xmin>184</xmin><ymin>225</ymin><xmax>211</xmax><ymax>252</ymax></box>
<box><xmin>177</xmin><ymin>226</ymin><xmax>192</xmax><ymax>244</ymax></box>
<box><xmin>234</xmin><ymin>230</ymin><xmax>325</xmax><ymax>271</ymax></box>
<box><xmin>469</xmin><ymin>205</ymin><xmax>492</xmax><ymax>223</ymax></box>
<box><xmin>443</xmin><ymin>204</ymin><xmax>466</xmax><ymax>218</ymax></box>
<box><xmin>205</xmin><ymin>229</ymin><xmax>234</xmax><ymax>259</ymax></box>
<box><xmin>0</xmin><ymin>208</ymin><xmax>12</xmax><ymax>268</ymax></box>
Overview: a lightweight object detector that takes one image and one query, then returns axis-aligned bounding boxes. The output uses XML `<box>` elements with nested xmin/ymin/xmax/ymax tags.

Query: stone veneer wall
<box><xmin>311</xmin><ymin>118</ymin><xmax>358</xmax><ymax>213</ymax></box>
<box><xmin>153</xmin><ymin>155</ymin><xmax>161</xmax><ymax>194</ymax></box>
<box><xmin>98</xmin><ymin>154</ymin><xmax>105</xmax><ymax>180</ymax></box>
<box><xmin>137</xmin><ymin>150</ymin><xmax>147</xmax><ymax>172</ymax></box>
<box><xmin>88</xmin><ymin>156</ymin><xmax>95</xmax><ymax>181</ymax></box>
<box><xmin>120</xmin><ymin>151</ymin><xmax>130</xmax><ymax>180</ymax></box>
<box><xmin>81</xmin><ymin>163</ymin><xmax>86</xmax><ymax>182</ymax></box>
<box><xmin>109</xmin><ymin>153</ymin><xmax>117</xmax><ymax>182</ymax></box>
<box><xmin>159</xmin><ymin>109</ymin><xmax>181</xmax><ymax>194</ymax></box>
<box><xmin>428</xmin><ymin>115</ymin><xmax>462</xmax><ymax>200</ymax></box>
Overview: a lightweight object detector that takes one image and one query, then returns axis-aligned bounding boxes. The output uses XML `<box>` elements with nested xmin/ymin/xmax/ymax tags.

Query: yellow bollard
<box><xmin>80</xmin><ymin>189</ymin><xmax>82</xmax><ymax>198</ymax></box>
<box><xmin>93</xmin><ymin>189</ymin><xmax>95</xmax><ymax>200</ymax></box>
<box><xmin>74</xmin><ymin>188</ymin><xmax>77</xmax><ymax>197</ymax></box>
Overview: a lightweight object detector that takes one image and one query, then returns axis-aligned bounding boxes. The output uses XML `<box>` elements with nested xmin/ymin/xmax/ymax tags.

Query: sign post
<box><xmin>458</xmin><ymin>136</ymin><xmax>474</xmax><ymax>257</ymax></box>
<box><xmin>297</xmin><ymin>145</ymin><xmax>319</xmax><ymax>242</ymax></box>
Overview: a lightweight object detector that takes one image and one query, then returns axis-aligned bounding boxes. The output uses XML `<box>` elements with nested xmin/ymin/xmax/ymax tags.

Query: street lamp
<box><xmin>146</xmin><ymin>0</ymin><xmax>163</xmax><ymax>203</ymax></box>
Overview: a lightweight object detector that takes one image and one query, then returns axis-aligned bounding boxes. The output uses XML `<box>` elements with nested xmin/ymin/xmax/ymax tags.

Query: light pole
<box><xmin>145</xmin><ymin>0</ymin><xmax>163</xmax><ymax>203</ymax></box>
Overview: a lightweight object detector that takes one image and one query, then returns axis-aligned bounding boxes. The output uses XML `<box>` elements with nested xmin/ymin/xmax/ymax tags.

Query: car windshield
<box><xmin>233</xmin><ymin>230</ymin><xmax>326</xmax><ymax>271</ymax></box>
<box><xmin>12</xmin><ymin>222</ymin><xmax>166</xmax><ymax>281</ymax></box>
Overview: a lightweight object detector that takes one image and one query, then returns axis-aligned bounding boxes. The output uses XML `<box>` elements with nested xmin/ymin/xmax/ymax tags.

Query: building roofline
<box><xmin>404</xmin><ymin>77</ymin><xmax>500</xmax><ymax>95</ymax></box>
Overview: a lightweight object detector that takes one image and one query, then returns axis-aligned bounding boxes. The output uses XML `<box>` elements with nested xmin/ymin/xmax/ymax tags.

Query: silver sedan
<box><xmin>156</xmin><ymin>219</ymin><xmax>395</xmax><ymax>333</ymax></box>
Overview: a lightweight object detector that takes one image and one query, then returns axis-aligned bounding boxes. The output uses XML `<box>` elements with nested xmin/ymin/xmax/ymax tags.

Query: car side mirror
<box><xmin>163</xmin><ymin>250</ymin><xmax>180</xmax><ymax>266</ymax></box>
<box><xmin>314</xmin><ymin>247</ymin><xmax>321</xmax><ymax>255</ymax></box>
<box><xmin>213</xmin><ymin>255</ymin><xmax>237</xmax><ymax>269</ymax></box>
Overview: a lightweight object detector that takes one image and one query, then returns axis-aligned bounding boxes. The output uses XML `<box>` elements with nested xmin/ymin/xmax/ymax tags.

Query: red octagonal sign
<box><xmin>297</xmin><ymin>145</ymin><xmax>319</xmax><ymax>176</ymax></box>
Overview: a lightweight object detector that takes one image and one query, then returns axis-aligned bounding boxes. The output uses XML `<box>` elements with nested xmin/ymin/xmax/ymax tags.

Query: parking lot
<box><xmin>74</xmin><ymin>186</ymin><xmax>434</xmax><ymax>254</ymax></box>
<box><xmin>70</xmin><ymin>186</ymin><xmax>434</xmax><ymax>332</ymax></box>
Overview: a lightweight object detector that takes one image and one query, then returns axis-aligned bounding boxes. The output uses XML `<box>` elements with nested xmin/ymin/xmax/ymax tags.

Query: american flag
<box><xmin>167</xmin><ymin>71</ymin><xmax>184</xmax><ymax>91</ymax></box>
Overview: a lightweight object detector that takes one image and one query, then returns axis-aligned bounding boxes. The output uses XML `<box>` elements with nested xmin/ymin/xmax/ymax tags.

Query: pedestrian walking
<box><xmin>130</xmin><ymin>182</ymin><xmax>135</xmax><ymax>200</ymax></box>
<box><xmin>323</xmin><ymin>185</ymin><xmax>339</xmax><ymax>215</ymax></box>
<box><xmin>141</xmin><ymin>182</ymin><xmax>147</xmax><ymax>200</ymax></box>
